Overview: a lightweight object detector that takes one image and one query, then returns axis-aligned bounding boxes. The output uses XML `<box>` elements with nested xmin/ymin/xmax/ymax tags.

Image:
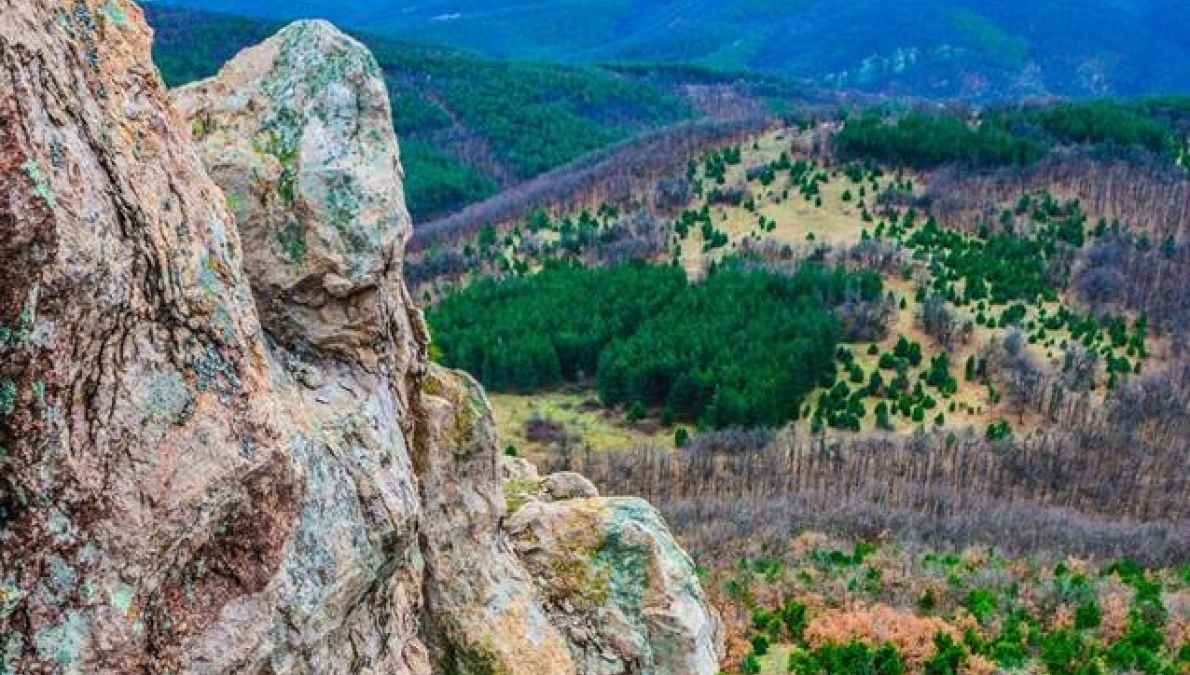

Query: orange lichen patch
<box><xmin>805</xmin><ymin>604</ymin><xmax>958</xmax><ymax>666</ymax></box>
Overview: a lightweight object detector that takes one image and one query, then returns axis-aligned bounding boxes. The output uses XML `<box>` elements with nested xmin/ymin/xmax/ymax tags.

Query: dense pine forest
<box><xmin>430</xmin><ymin>260</ymin><xmax>880</xmax><ymax>428</ymax></box>
<box><xmin>834</xmin><ymin>100</ymin><xmax>1189</xmax><ymax>169</ymax></box>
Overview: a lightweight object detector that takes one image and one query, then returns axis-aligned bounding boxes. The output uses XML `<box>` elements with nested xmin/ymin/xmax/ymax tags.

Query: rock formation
<box><xmin>501</xmin><ymin>460</ymin><xmax>725</xmax><ymax>675</ymax></box>
<box><xmin>0</xmin><ymin>4</ymin><xmax>721</xmax><ymax>674</ymax></box>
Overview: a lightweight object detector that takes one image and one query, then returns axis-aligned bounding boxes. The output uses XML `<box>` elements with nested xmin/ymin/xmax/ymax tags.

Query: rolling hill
<box><xmin>145</xmin><ymin>0</ymin><xmax>1190</xmax><ymax>100</ymax></box>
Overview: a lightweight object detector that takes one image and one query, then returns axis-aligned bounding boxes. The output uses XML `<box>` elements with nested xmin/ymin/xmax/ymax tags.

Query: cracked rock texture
<box><xmin>0</xmin><ymin>5</ymin><xmax>721</xmax><ymax>674</ymax></box>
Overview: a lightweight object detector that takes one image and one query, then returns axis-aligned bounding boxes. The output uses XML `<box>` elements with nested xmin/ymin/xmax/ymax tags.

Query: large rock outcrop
<box><xmin>0</xmin><ymin>5</ymin><xmax>721</xmax><ymax>674</ymax></box>
<box><xmin>502</xmin><ymin>461</ymin><xmax>725</xmax><ymax>675</ymax></box>
<box><xmin>0</xmin><ymin>1</ymin><xmax>304</xmax><ymax>671</ymax></box>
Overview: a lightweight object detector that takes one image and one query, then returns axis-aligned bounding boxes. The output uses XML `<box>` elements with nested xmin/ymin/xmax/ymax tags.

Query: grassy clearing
<box><xmin>489</xmin><ymin>390</ymin><xmax>671</xmax><ymax>458</ymax></box>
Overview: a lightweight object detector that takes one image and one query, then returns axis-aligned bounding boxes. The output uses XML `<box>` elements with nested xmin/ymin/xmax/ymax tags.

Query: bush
<box><xmin>1074</xmin><ymin>601</ymin><xmax>1102</xmax><ymax>630</ymax></box>
<box><xmin>924</xmin><ymin>634</ymin><xmax>966</xmax><ymax>675</ymax></box>
<box><xmin>627</xmin><ymin>401</ymin><xmax>648</xmax><ymax>423</ymax></box>
<box><xmin>986</xmin><ymin>419</ymin><xmax>1013</xmax><ymax>441</ymax></box>
<box><xmin>780</xmin><ymin>600</ymin><xmax>808</xmax><ymax>641</ymax></box>
<box><xmin>965</xmin><ymin>588</ymin><xmax>998</xmax><ymax>625</ymax></box>
<box><xmin>674</xmin><ymin>427</ymin><xmax>690</xmax><ymax>448</ymax></box>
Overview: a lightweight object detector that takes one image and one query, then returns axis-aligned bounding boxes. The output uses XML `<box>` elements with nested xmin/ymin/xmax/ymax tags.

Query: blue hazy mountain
<box><xmin>143</xmin><ymin>0</ymin><xmax>1190</xmax><ymax>100</ymax></box>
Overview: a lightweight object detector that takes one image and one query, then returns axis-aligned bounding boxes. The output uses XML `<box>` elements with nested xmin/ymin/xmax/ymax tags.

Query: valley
<box><xmin>410</xmin><ymin>104</ymin><xmax>1190</xmax><ymax>672</ymax></box>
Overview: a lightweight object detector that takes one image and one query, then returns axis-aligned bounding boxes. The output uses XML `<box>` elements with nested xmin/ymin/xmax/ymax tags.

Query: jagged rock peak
<box><xmin>174</xmin><ymin>20</ymin><xmax>419</xmax><ymax>365</ymax></box>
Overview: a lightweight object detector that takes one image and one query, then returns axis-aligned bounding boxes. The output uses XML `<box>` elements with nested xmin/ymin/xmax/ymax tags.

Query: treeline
<box><xmin>985</xmin><ymin>100</ymin><xmax>1179</xmax><ymax>156</ymax></box>
<box><xmin>834</xmin><ymin>111</ymin><xmax>1046</xmax><ymax>169</ymax></box>
<box><xmin>551</xmin><ymin>364</ymin><xmax>1190</xmax><ymax>566</ymax></box>
<box><xmin>428</xmin><ymin>260</ymin><xmax>882</xmax><ymax>427</ymax></box>
<box><xmin>835</xmin><ymin>99</ymin><xmax>1188</xmax><ymax>170</ymax></box>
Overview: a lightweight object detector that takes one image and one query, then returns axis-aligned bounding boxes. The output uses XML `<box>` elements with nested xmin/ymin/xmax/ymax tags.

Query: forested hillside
<box><xmin>151</xmin><ymin>0</ymin><xmax>1190</xmax><ymax>100</ymax></box>
<box><xmin>411</xmin><ymin>102</ymin><xmax>1190</xmax><ymax>672</ymax></box>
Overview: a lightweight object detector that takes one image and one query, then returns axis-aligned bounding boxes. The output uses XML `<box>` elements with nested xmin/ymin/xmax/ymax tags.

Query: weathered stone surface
<box><xmin>417</xmin><ymin>366</ymin><xmax>577</xmax><ymax>675</ymax></box>
<box><xmin>174</xmin><ymin>20</ymin><xmax>577</xmax><ymax>675</ymax></box>
<box><xmin>501</xmin><ymin>455</ymin><xmax>542</xmax><ymax>484</ymax></box>
<box><xmin>0</xmin><ymin>7</ymin><xmax>720</xmax><ymax>675</ymax></box>
<box><xmin>0</xmin><ymin>1</ymin><xmax>303</xmax><ymax>672</ymax></box>
<box><xmin>173</xmin><ymin>20</ymin><xmax>421</xmax><ymax>379</ymax></box>
<box><xmin>543</xmin><ymin>472</ymin><xmax>600</xmax><ymax>501</ymax></box>
<box><xmin>508</xmin><ymin>497</ymin><xmax>725</xmax><ymax>675</ymax></box>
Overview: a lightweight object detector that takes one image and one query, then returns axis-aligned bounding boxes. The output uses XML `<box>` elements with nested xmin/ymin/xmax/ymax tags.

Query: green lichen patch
<box><xmin>142</xmin><ymin>370</ymin><xmax>193</xmax><ymax>426</ymax></box>
<box><xmin>592</xmin><ymin>527</ymin><xmax>652</xmax><ymax>615</ymax></box>
<box><xmin>108</xmin><ymin>583</ymin><xmax>135</xmax><ymax>615</ymax></box>
<box><xmin>546</xmin><ymin>555</ymin><xmax>610</xmax><ymax>611</ymax></box>
<box><xmin>442</xmin><ymin>638</ymin><xmax>511</xmax><ymax>675</ymax></box>
<box><xmin>0</xmin><ymin>583</ymin><xmax>23</xmax><ymax>622</ymax></box>
<box><xmin>21</xmin><ymin>159</ymin><xmax>55</xmax><ymax>208</ymax></box>
<box><xmin>275</xmin><ymin>217</ymin><xmax>307</xmax><ymax>265</ymax></box>
<box><xmin>33</xmin><ymin>611</ymin><xmax>89</xmax><ymax>668</ymax></box>
<box><xmin>503</xmin><ymin>478</ymin><xmax>541</xmax><ymax>515</ymax></box>
<box><xmin>100</xmin><ymin>0</ymin><xmax>128</xmax><ymax>27</ymax></box>
<box><xmin>0</xmin><ymin>380</ymin><xmax>16</xmax><ymax>417</ymax></box>
<box><xmin>252</xmin><ymin>108</ymin><xmax>302</xmax><ymax>208</ymax></box>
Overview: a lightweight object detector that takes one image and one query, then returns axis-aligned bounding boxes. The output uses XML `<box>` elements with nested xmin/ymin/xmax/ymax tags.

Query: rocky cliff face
<box><xmin>0</xmin><ymin>4</ymin><xmax>721</xmax><ymax>674</ymax></box>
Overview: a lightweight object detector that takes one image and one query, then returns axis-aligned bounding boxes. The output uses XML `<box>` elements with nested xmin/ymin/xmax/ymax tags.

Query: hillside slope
<box><xmin>148</xmin><ymin>0</ymin><xmax>1190</xmax><ymax>100</ymax></box>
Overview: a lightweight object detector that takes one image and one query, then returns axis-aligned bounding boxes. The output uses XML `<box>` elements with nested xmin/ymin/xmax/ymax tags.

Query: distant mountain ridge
<box><xmin>145</xmin><ymin>0</ymin><xmax>1190</xmax><ymax>100</ymax></box>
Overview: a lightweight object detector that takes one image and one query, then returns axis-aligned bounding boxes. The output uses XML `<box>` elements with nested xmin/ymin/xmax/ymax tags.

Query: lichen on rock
<box><xmin>506</xmin><ymin>481</ymin><xmax>725</xmax><ymax>675</ymax></box>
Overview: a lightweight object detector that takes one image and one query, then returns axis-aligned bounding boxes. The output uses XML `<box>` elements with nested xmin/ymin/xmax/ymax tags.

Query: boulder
<box><xmin>542</xmin><ymin>472</ymin><xmax>600</xmax><ymax>501</ymax></box>
<box><xmin>508</xmin><ymin>497</ymin><xmax>725</xmax><ymax>675</ymax></box>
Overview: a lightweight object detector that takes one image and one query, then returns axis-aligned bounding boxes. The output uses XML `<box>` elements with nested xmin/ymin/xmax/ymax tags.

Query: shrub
<box><xmin>674</xmin><ymin>426</ymin><xmax>690</xmax><ymax>448</ymax></box>
<box><xmin>1074</xmin><ymin>601</ymin><xmax>1103</xmax><ymax>630</ymax></box>
<box><xmin>924</xmin><ymin>634</ymin><xmax>966</xmax><ymax>675</ymax></box>
<box><xmin>781</xmin><ymin>600</ymin><xmax>809</xmax><ymax>642</ymax></box>
<box><xmin>965</xmin><ymin>588</ymin><xmax>999</xmax><ymax>625</ymax></box>
<box><xmin>986</xmin><ymin>419</ymin><xmax>1012</xmax><ymax>441</ymax></box>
